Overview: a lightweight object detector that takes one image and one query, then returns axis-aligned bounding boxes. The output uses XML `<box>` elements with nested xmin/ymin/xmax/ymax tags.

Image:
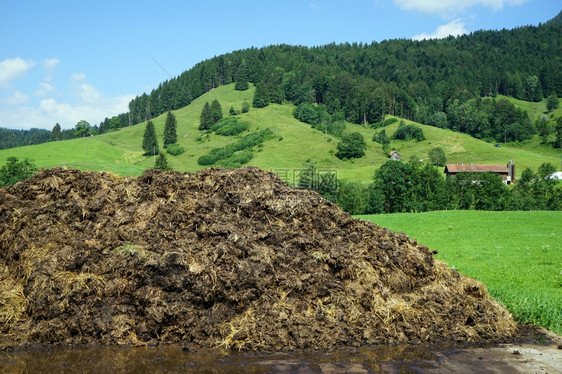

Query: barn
<box><xmin>444</xmin><ymin>161</ymin><xmax>516</xmax><ymax>185</ymax></box>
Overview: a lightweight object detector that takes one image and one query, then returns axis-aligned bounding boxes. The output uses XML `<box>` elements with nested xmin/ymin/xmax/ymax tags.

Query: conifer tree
<box><xmin>234</xmin><ymin>61</ymin><xmax>249</xmax><ymax>91</ymax></box>
<box><xmin>154</xmin><ymin>151</ymin><xmax>171</xmax><ymax>170</ymax></box>
<box><xmin>199</xmin><ymin>102</ymin><xmax>213</xmax><ymax>130</ymax></box>
<box><xmin>163</xmin><ymin>111</ymin><xmax>177</xmax><ymax>148</ymax></box>
<box><xmin>142</xmin><ymin>120</ymin><xmax>159</xmax><ymax>155</ymax></box>
<box><xmin>252</xmin><ymin>82</ymin><xmax>270</xmax><ymax>108</ymax></box>
<box><xmin>51</xmin><ymin>123</ymin><xmax>61</xmax><ymax>141</ymax></box>
<box><xmin>210</xmin><ymin>99</ymin><xmax>223</xmax><ymax>124</ymax></box>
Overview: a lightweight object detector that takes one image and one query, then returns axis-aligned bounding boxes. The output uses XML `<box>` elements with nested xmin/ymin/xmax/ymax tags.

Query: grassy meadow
<box><xmin>357</xmin><ymin>210</ymin><xmax>562</xmax><ymax>335</ymax></box>
<box><xmin>1</xmin><ymin>84</ymin><xmax>560</xmax><ymax>183</ymax></box>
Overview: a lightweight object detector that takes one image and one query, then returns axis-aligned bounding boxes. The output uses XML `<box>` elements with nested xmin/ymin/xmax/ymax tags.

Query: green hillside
<box><xmin>1</xmin><ymin>84</ymin><xmax>560</xmax><ymax>183</ymax></box>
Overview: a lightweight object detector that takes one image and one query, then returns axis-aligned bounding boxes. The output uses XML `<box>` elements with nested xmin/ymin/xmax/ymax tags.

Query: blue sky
<box><xmin>1</xmin><ymin>0</ymin><xmax>560</xmax><ymax>130</ymax></box>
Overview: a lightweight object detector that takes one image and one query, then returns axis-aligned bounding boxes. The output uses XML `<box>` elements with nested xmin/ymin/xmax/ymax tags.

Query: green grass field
<box><xmin>357</xmin><ymin>211</ymin><xmax>562</xmax><ymax>335</ymax></box>
<box><xmin>1</xmin><ymin>84</ymin><xmax>560</xmax><ymax>182</ymax></box>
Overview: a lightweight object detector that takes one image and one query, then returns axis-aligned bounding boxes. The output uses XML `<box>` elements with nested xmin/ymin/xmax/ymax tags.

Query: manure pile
<box><xmin>0</xmin><ymin>167</ymin><xmax>518</xmax><ymax>351</ymax></box>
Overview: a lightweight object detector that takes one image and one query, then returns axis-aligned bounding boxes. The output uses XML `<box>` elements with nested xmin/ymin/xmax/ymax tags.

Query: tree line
<box><xmin>299</xmin><ymin>160</ymin><xmax>561</xmax><ymax>214</ymax></box>
<box><xmin>2</xmin><ymin>155</ymin><xmax>559</xmax><ymax>214</ymax></box>
<box><xmin>121</xmin><ymin>21</ymin><xmax>561</xmax><ymax>144</ymax></box>
<box><xmin>0</xmin><ymin>128</ymin><xmax>51</xmax><ymax>149</ymax></box>
<box><xmin>2</xmin><ymin>19</ymin><xmax>560</xmax><ymax>150</ymax></box>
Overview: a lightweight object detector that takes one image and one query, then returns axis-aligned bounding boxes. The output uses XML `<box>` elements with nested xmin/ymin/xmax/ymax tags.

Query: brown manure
<box><xmin>0</xmin><ymin>167</ymin><xmax>518</xmax><ymax>351</ymax></box>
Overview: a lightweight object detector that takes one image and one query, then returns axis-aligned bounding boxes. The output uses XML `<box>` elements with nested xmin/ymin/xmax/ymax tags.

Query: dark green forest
<box><xmin>0</xmin><ymin>128</ymin><xmax>51</xmax><ymax>150</ymax></box>
<box><xmin>2</xmin><ymin>16</ymin><xmax>562</xmax><ymax>148</ymax></box>
<box><xmin>122</xmin><ymin>20</ymin><xmax>561</xmax><ymax>143</ymax></box>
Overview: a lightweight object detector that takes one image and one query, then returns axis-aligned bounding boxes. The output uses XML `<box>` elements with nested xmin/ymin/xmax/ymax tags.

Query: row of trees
<box><xmin>300</xmin><ymin>160</ymin><xmax>561</xmax><ymax>214</ymax></box>
<box><xmin>122</xmin><ymin>22</ymin><xmax>561</xmax><ymax>141</ymax></box>
<box><xmin>0</xmin><ymin>128</ymin><xmax>51</xmax><ymax>149</ymax></box>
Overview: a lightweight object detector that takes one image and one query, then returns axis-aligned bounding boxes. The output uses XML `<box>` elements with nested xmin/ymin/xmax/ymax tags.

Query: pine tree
<box><xmin>234</xmin><ymin>61</ymin><xmax>249</xmax><ymax>91</ymax></box>
<box><xmin>142</xmin><ymin>120</ymin><xmax>159</xmax><ymax>155</ymax></box>
<box><xmin>163</xmin><ymin>111</ymin><xmax>177</xmax><ymax>148</ymax></box>
<box><xmin>51</xmin><ymin>123</ymin><xmax>61</xmax><ymax>141</ymax></box>
<box><xmin>252</xmin><ymin>81</ymin><xmax>270</xmax><ymax>108</ymax></box>
<box><xmin>199</xmin><ymin>102</ymin><xmax>213</xmax><ymax>130</ymax></box>
<box><xmin>154</xmin><ymin>152</ymin><xmax>171</xmax><ymax>170</ymax></box>
<box><xmin>210</xmin><ymin>99</ymin><xmax>223</xmax><ymax>124</ymax></box>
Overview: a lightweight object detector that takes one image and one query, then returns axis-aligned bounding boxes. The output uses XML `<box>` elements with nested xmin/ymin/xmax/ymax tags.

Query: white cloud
<box><xmin>1</xmin><ymin>92</ymin><xmax>134</xmax><ymax>130</ymax></box>
<box><xmin>0</xmin><ymin>57</ymin><xmax>37</xmax><ymax>88</ymax></box>
<box><xmin>77</xmin><ymin>83</ymin><xmax>101</xmax><ymax>105</ymax></box>
<box><xmin>4</xmin><ymin>91</ymin><xmax>29</xmax><ymax>106</ymax></box>
<box><xmin>0</xmin><ymin>62</ymin><xmax>134</xmax><ymax>130</ymax></box>
<box><xmin>71</xmin><ymin>72</ymin><xmax>86</xmax><ymax>82</ymax></box>
<box><xmin>394</xmin><ymin>0</ymin><xmax>526</xmax><ymax>16</ymax></box>
<box><xmin>35</xmin><ymin>82</ymin><xmax>56</xmax><ymax>97</ymax></box>
<box><xmin>43</xmin><ymin>58</ymin><xmax>59</xmax><ymax>72</ymax></box>
<box><xmin>413</xmin><ymin>19</ymin><xmax>468</xmax><ymax>40</ymax></box>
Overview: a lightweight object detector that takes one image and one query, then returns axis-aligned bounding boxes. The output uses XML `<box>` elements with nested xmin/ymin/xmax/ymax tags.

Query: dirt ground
<box><xmin>1</xmin><ymin>167</ymin><xmax>523</xmax><ymax>351</ymax></box>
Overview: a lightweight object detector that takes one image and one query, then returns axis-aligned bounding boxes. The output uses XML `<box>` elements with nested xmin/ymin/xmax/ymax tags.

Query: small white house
<box><xmin>548</xmin><ymin>171</ymin><xmax>562</xmax><ymax>180</ymax></box>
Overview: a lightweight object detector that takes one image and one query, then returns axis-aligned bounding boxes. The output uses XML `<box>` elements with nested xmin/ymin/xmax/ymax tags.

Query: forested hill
<box><xmin>119</xmin><ymin>19</ymin><xmax>561</xmax><ymax>134</ymax></box>
<box><xmin>546</xmin><ymin>10</ymin><xmax>562</xmax><ymax>25</ymax></box>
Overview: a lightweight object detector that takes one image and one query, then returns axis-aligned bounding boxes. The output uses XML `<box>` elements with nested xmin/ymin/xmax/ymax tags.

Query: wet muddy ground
<box><xmin>2</xmin><ymin>329</ymin><xmax>560</xmax><ymax>373</ymax></box>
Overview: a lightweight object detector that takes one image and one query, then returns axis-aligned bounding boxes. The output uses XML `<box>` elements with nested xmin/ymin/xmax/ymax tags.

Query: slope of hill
<box><xmin>122</xmin><ymin>20</ymin><xmax>561</xmax><ymax>139</ymax></box>
<box><xmin>1</xmin><ymin>84</ymin><xmax>560</xmax><ymax>183</ymax></box>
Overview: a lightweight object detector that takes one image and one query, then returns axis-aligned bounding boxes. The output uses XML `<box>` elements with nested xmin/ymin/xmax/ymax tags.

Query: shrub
<box><xmin>293</xmin><ymin>103</ymin><xmax>324</xmax><ymax>125</ymax></box>
<box><xmin>428</xmin><ymin>147</ymin><xmax>447</xmax><ymax>166</ymax></box>
<box><xmin>392</xmin><ymin>122</ymin><xmax>425</xmax><ymax>141</ymax></box>
<box><xmin>197</xmin><ymin>154</ymin><xmax>219</xmax><ymax>165</ymax></box>
<box><xmin>0</xmin><ymin>157</ymin><xmax>37</xmax><ymax>187</ymax></box>
<box><xmin>335</xmin><ymin>132</ymin><xmax>367</xmax><ymax>160</ymax></box>
<box><xmin>221</xmin><ymin>150</ymin><xmax>254</xmax><ymax>168</ymax></box>
<box><xmin>197</xmin><ymin>129</ymin><xmax>272</xmax><ymax>166</ymax></box>
<box><xmin>166</xmin><ymin>143</ymin><xmax>185</xmax><ymax>156</ymax></box>
<box><xmin>370</xmin><ymin>117</ymin><xmax>398</xmax><ymax>129</ymax></box>
<box><xmin>211</xmin><ymin>117</ymin><xmax>249</xmax><ymax>136</ymax></box>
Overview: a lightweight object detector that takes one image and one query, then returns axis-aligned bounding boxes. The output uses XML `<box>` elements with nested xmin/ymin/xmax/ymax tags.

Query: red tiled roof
<box><xmin>445</xmin><ymin>164</ymin><xmax>509</xmax><ymax>173</ymax></box>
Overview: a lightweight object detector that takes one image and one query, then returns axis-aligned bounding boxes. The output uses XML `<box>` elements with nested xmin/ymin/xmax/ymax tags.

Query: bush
<box><xmin>370</xmin><ymin>117</ymin><xmax>398</xmax><ymax>129</ymax></box>
<box><xmin>241</xmin><ymin>101</ymin><xmax>250</xmax><ymax>113</ymax></box>
<box><xmin>373</xmin><ymin>129</ymin><xmax>390</xmax><ymax>145</ymax></box>
<box><xmin>335</xmin><ymin>132</ymin><xmax>367</xmax><ymax>160</ymax></box>
<box><xmin>293</xmin><ymin>103</ymin><xmax>324</xmax><ymax>125</ymax></box>
<box><xmin>211</xmin><ymin>117</ymin><xmax>249</xmax><ymax>136</ymax></box>
<box><xmin>197</xmin><ymin>129</ymin><xmax>272</xmax><ymax>166</ymax></box>
<box><xmin>428</xmin><ymin>146</ymin><xmax>447</xmax><ymax>166</ymax></box>
<box><xmin>392</xmin><ymin>122</ymin><xmax>425</xmax><ymax>141</ymax></box>
<box><xmin>197</xmin><ymin>154</ymin><xmax>219</xmax><ymax>165</ymax></box>
<box><xmin>546</xmin><ymin>94</ymin><xmax>559</xmax><ymax>112</ymax></box>
<box><xmin>221</xmin><ymin>150</ymin><xmax>254</xmax><ymax>168</ymax></box>
<box><xmin>166</xmin><ymin>143</ymin><xmax>185</xmax><ymax>156</ymax></box>
<box><xmin>0</xmin><ymin>157</ymin><xmax>37</xmax><ymax>187</ymax></box>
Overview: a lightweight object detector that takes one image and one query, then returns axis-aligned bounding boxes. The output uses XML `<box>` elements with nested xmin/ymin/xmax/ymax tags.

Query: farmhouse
<box><xmin>444</xmin><ymin>161</ymin><xmax>516</xmax><ymax>185</ymax></box>
<box><xmin>389</xmin><ymin>151</ymin><xmax>401</xmax><ymax>160</ymax></box>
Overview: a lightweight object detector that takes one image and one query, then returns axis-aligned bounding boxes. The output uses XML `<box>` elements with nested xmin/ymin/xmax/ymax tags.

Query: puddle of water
<box><xmin>0</xmin><ymin>345</ymin><xmax>440</xmax><ymax>373</ymax></box>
